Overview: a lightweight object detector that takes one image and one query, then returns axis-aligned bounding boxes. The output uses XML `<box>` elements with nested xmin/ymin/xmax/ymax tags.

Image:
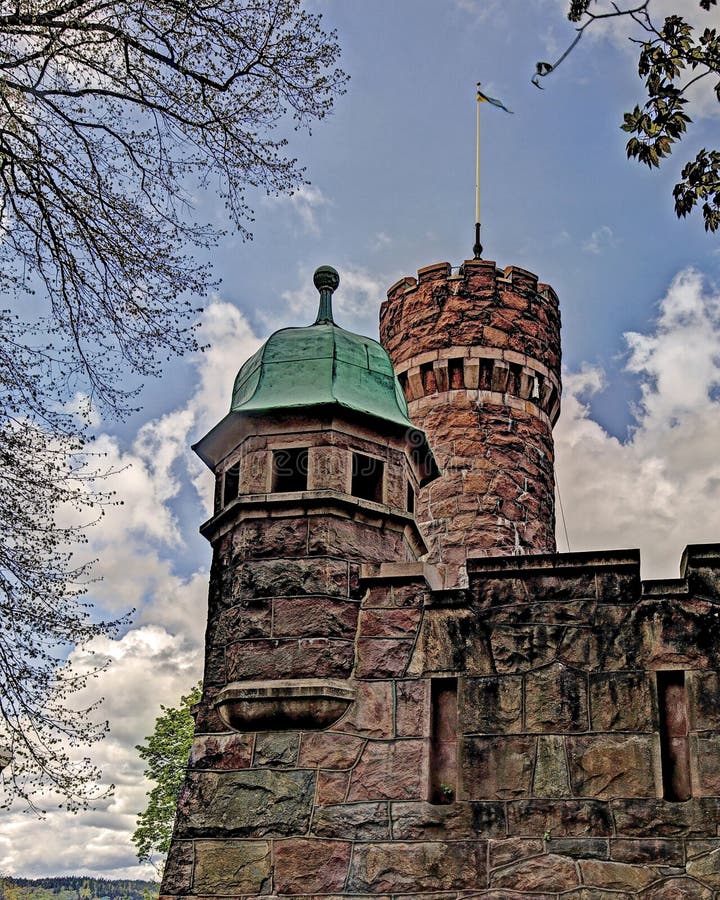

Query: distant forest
<box><xmin>0</xmin><ymin>878</ymin><xmax>159</xmax><ymax>900</ymax></box>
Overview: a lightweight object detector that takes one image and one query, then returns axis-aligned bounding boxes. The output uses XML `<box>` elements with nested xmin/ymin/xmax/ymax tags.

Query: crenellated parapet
<box><xmin>380</xmin><ymin>259</ymin><xmax>562</xmax><ymax>578</ymax></box>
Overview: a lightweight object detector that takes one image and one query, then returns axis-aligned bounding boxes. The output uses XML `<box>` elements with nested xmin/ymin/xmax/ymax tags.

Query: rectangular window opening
<box><xmin>448</xmin><ymin>358</ymin><xmax>465</xmax><ymax>390</ymax></box>
<box><xmin>352</xmin><ymin>453</ymin><xmax>384</xmax><ymax>503</ymax></box>
<box><xmin>407</xmin><ymin>481</ymin><xmax>415</xmax><ymax>514</ymax></box>
<box><xmin>429</xmin><ymin>677</ymin><xmax>458</xmax><ymax>805</ymax></box>
<box><xmin>272</xmin><ymin>447</ymin><xmax>308</xmax><ymax>493</ymax></box>
<box><xmin>223</xmin><ymin>461</ymin><xmax>240</xmax><ymax>506</ymax></box>
<box><xmin>657</xmin><ymin>670</ymin><xmax>692</xmax><ymax>802</ymax></box>
<box><xmin>420</xmin><ymin>362</ymin><xmax>437</xmax><ymax>394</ymax></box>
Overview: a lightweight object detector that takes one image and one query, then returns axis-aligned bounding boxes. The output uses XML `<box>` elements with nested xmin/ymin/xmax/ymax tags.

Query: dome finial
<box><xmin>313</xmin><ymin>265</ymin><xmax>339</xmax><ymax>324</ymax></box>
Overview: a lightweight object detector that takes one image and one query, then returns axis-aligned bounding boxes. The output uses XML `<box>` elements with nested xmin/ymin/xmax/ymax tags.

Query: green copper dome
<box><xmin>230</xmin><ymin>266</ymin><xmax>414</xmax><ymax>430</ymax></box>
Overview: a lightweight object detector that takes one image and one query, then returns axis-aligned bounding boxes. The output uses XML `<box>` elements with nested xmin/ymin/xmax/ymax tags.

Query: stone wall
<box><xmin>379</xmin><ymin>259</ymin><xmax>561</xmax><ymax>574</ymax></box>
<box><xmin>162</xmin><ymin>544</ymin><xmax>720</xmax><ymax>899</ymax></box>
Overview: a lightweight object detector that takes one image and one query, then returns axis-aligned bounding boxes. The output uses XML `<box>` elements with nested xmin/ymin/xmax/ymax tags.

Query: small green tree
<box><xmin>132</xmin><ymin>683</ymin><xmax>202</xmax><ymax>870</ymax></box>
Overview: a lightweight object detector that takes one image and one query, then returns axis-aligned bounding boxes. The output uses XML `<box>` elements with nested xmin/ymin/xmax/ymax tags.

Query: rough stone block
<box><xmin>533</xmin><ymin>734</ymin><xmax>571</xmax><ymax>798</ymax></box>
<box><xmin>226</xmin><ymin>637</ymin><xmax>354</xmax><ymax>680</ymax></box>
<box><xmin>193</xmin><ymin>840</ymin><xmax>272</xmax><ymax>895</ymax></box>
<box><xmin>358</xmin><ymin>608</ymin><xmax>421</xmax><ymax>637</ymax></box>
<box><xmin>490</xmin><ymin>854</ymin><xmax>579</xmax><ymax>892</ymax></box>
<box><xmin>316</xmin><ymin>770</ymin><xmax>350</xmax><ymax>806</ymax></box>
<box><xmin>298</xmin><ymin>732</ymin><xmax>366</xmax><ymax>769</ymax></box>
<box><xmin>273</xmin><ymin>838</ymin><xmax>352</xmax><ymax>894</ymax></box>
<box><xmin>232</xmin><ymin>557</ymin><xmax>348</xmax><ymax>599</ymax></box>
<box><xmin>347</xmin><ymin>841</ymin><xmax>487</xmax><ymax>893</ymax></box>
<box><xmin>347</xmin><ymin>739</ymin><xmax>424</xmax><ymax>801</ymax></box>
<box><xmin>461</xmin><ymin>735</ymin><xmax>536</xmax><ymax>799</ymax></box>
<box><xmin>688</xmin><ymin>671</ymin><xmax>720</xmax><ymax>730</ymax></box>
<box><xmin>694</xmin><ymin>733</ymin><xmax>720</xmax><ymax>795</ymax></box>
<box><xmin>311</xmin><ymin>802</ymin><xmax>390</xmax><ymax>840</ymax></box>
<box><xmin>336</xmin><ymin>681</ymin><xmax>394</xmax><ymax>738</ymax></box>
<box><xmin>176</xmin><ymin>770</ymin><xmax>315</xmax><ymax>837</ymax></box>
<box><xmin>395</xmin><ymin>679</ymin><xmax>429</xmax><ymax>737</ymax></box>
<box><xmin>162</xmin><ymin>840</ymin><xmax>194</xmax><ymax>895</ymax></box>
<box><xmin>460</xmin><ymin>676</ymin><xmax>522</xmax><ymax>734</ymax></box>
<box><xmin>189</xmin><ymin>733</ymin><xmax>253</xmax><ymax>771</ymax></box>
<box><xmin>590</xmin><ymin>672</ymin><xmax>656</xmax><ymax>732</ymax></box>
<box><xmin>567</xmin><ymin>734</ymin><xmax>658</xmax><ymax>800</ymax></box>
<box><xmin>355</xmin><ymin>638</ymin><xmax>414</xmax><ymax>678</ymax></box>
<box><xmin>610</xmin><ymin>838</ymin><xmax>684</xmax><ymax>865</ymax></box>
<box><xmin>490</xmin><ymin>626</ymin><xmax>564</xmax><ymax>674</ymax></box>
<box><xmin>525</xmin><ymin>663</ymin><xmax>588</xmax><ymax>732</ymax></box>
<box><xmin>611</xmin><ymin>798</ymin><xmax>720</xmax><ymax>837</ymax></box>
<box><xmin>639</xmin><ymin>878</ymin><xmax>713</xmax><ymax>899</ymax></box>
<box><xmin>578</xmin><ymin>859</ymin><xmax>659</xmax><ymax>891</ymax></box>
<box><xmin>252</xmin><ymin>732</ymin><xmax>298</xmax><ymax>768</ymax></box>
<box><xmin>390</xmin><ymin>800</ymin><xmax>505</xmax><ymax>839</ymax></box>
<box><xmin>488</xmin><ymin>837</ymin><xmax>545</xmax><ymax>870</ymax></box>
<box><xmin>686</xmin><ymin>847</ymin><xmax>720</xmax><ymax>889</ymax></box>
<box><xmin>272</xmin><ymin>596</ymin><xmax>359</xmax><ymax>638</ymax></box>
<box><xmin>507</xmin><ymin>799</ymin><xmax>613</xmax><ymax>837</ymax></box>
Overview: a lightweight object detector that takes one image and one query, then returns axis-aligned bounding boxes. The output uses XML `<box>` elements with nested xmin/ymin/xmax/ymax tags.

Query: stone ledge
<box><xmin>360</xmin><ymin>561</ymin><xmax>443</xmax><ymax>590</ymax></box>
<box><xmin>466</xmin><ymin>549</ymin><xmax>641</xmax><ymax>577</ymax></box>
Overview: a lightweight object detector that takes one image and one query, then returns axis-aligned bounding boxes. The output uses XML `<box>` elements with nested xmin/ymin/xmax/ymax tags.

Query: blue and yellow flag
<box><xmin>476</xmin><ymin>88</ymin><xmax>513</xmax><ymax>114</ymax></box>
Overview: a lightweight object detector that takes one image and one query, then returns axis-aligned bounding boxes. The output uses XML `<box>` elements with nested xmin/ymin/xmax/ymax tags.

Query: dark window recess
<box><xmin>223</xmin><ymin>462</ymin><xmax>240</xmax><ymax>506</ymax></box>
<box><xmin>407</xmin><ymin>481</ymin><xmax>415</xmax><ymax>514</ymax></box>
<box><xmin>448</xmin><ymin>358</ymin><xmax>464</xmax><ymax>390</ymax></box>
<box><xmin>429</xmin><ymin>678</ymin><xmax>458</xmax><ymax>804</ymax></box>
<box><xmin>657</xmin><ymin>671</ymin><xmax>692</xmax><ymax>802</ymax></box>
<box><xmin>352</xmin><ymin>453</ymin><xmax>384</xmax><ymax>503</ymax></box>
<box><xmin>398</xmin><ymin>371</ymin><xmax>408</xmax><ymax>394</ymax></box>
<box><xmin>272</xmin><ymin>448</ymin><xmax>308</xmax><ymax>493</ymax></box>
<box><xmin>478</xmin><ymin>358</ymin><xmax>494</xmax><ymax>391</ymax></box>
<box><xmin>420</xmin><ymin>362</ymin><xmax>437</xmax><ymax>394</ymax></box>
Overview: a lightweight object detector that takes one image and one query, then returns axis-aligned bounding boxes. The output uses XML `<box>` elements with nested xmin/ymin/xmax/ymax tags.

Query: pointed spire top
<box><xmin>313</xmin><ymin>265</ymin><xmax>340</xmax><ymax>324</ymax></box>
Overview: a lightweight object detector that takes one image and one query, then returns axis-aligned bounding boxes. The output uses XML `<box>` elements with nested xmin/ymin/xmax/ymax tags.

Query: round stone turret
<box><xmin>379</xmin><ymin>258</ymin><xmax>561</xmax><ymax>576</ymax></box>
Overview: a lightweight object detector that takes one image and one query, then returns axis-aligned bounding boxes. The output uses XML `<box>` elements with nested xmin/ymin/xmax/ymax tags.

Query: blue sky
<box><xmin>2</xmin><ymin>0</ymin><xmax>720</xmax><ymax>879</ymax></box>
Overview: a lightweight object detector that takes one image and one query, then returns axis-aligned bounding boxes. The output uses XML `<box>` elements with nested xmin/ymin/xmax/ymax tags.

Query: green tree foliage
<box><xmin>0</xmin><ymin>876</ymin><xmax>158</xmax><ymax>900</ymax></box>
<box><xmin>535</xmin><ymin>0</ymin><xmax>720</xmax><ymax>231</ymax></box>
<box><xmin>0</xmin><ymin>1</ymin><xmax>346</xmax><ymax>811</ymax></box>
<box><xmin>132</xmin><ymin>684</ymin><xmax>202</xmax><ymax>869</ymax></box>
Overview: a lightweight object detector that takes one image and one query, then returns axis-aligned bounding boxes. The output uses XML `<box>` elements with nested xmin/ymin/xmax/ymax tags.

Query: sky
<box><xmin>2</xmin><ymin>0</ymin><xmax>720</xmax><ymax>881</ymax></box>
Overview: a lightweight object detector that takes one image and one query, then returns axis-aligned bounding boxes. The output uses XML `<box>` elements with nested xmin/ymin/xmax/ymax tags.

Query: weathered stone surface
<box><xmin>298</xmin><ymin>732</ymin><xmax>366</xmax><ymax>769</ymax></box>
<box><xmin>611</xmin><ymin>798</ymin><xmax>720</xmax><ymax>837</ymax></box>
<box><xmin>308</xmin><ymin>517</ymin><xmax>405</xmax><ymax>560</ymax></box>
<box><xmin>252</xmin><ymin>732</ymin><xmax>298</xmax><ymax>768</ymax></box>
<box><xmin>234</xmin><ymin>518</ymin><xmax>308</xmax><ymax>559</ymax></box>
<box><xmin>546</xmin><ymin>838</ymin><xmax>608</xmax><ymax>859</ymax></box>
<box><xmin>226</xmin><ymin>636</ymin><xmax>354</xmax><ymax>680</ymax></box>
<box><xmin>686</xmin><ymin>847</ymin><xmax>720</xmax><ymax>888</ymax></box>
<box><xmin>461</xmin><ymin>736</ymin><xmax>536</xmax><ymax>799</ymax></box>
<box><xmin>215</xmin><ymin>601</ymin><xmax>272</xmax><ymax>642</ymax></box>
<box><xmin>567</xmin><ymin>734</ymin><xmax>657</xmax><ymax>799</ymax></box>
<box><xmin>692</xmin><ymin>734</ymin><xmax>720</xmax><ymax>795</ymax></box>
<box><xmin>460</xmin><ymin>676</ymin><xmax>522</xmax><ymax>734</ymax></box>
<box><xmin>507</xmin><ymin>799</ymin><xmax>613</xmax><ymax>837</ymax></box>
<box><xmin>336</xmin><ymin>680</ymin><xmax>393</xmax><ymax>738</ymax></box>
<box><xmin>272</xmin><ymin>596</ymin><xmax>358</xmax><ymax>638</ymax></box>
<box><xmin>162</xmin><ymin>840</ymin><xmax>194</xmax><ymax>895</ymax></box>
<box><xmin>316</xmin><ymin>770</ymin><xmax>350</xmax><ymax>806</ymax></box>
<box><xmin>490</xmin><ymin>625</ymin><xmax>564</xmax><ymax>674</ymax></box>
<box><xmin>193</xmin><ymin>840</ymin><xmax>272</xmax><ymax>894</ymax></box>
<box><xmin>688</xmin><ymin>670</ymin><xmax>720</xmax><ymax>730</ymax></box>
<box><xmin>355</xmin><ymin>638</ymin><xmax>414</xmax><ymax>678</ymax></box>
<box><xmin>358</xmin><ymin>608</ymin><xmax>422</xmax><ymax>637</ymax></box>
<box><xmin>525</xmin><ymin>662</ymin><xmax>588</xmax><ymax>732</ymax></box>
<box><xmin>590</xmin><ymin>672</ymin><xmax>655</xmax><ymax>732</ymax></box>
<box><xmin>610</xmin><ymin>838</ymin><xmax>684</xmax><ymax>865</ymax></box>
<box><xmin>232</xmin><ymin>558</ymin><xmax>348</xmax><ymax>599</ymax></box>
<box><xmin>176</xmin><ymin>770</ymin><xmax>315</xmax><ymax>837</ymax></box>
<box><xmin>408</xmin><ymin>608</ymin><xmax>494</xmax><ymax>675</ymax></box>
<box><xmin>579</xmin><ymin>859</ymin><xmax>659</xmax><ymax>891</ymax></box>
<box><xmin>347</xmin><ymin>740</ymin><xmax>424</xmax><ymax>801</ymax></box>
<box><xmin>273</xmin><ymin>838</ymin><xmax>352</xmax><ymax>894</ymax></box>
<box><xmin>487</xmin><ymin>599</ymin><xmax>595</xmax><ymax>627</ymax></box>
<box><xmin>532</xmin><ymin>735</ymin><xmax>571</xmax><ymax>798</ymax></box>
<box><xmin>395</xmin><ymin>679</ymin><xmax>429</xmax><ymax>737</ymax></box>
<box><xmin>489</xmin><ymin>841</ymin><xmax>546</xmax><ymax>878</ymax></box>
<box><xmin>311</xmin><ymin>802</ymin><xmax>390</xmax><ymax>839</ymax></box>
<box><xmin>639</xmin><ymin>877</ymin><xmax>713</xmax><ymax>899</ymax></box>
<box><xmin>348</xmin><ymin>841</ymin><xmax>487</xmax><ymax>892</ymax></box>
<box><xmin>524</xmin><ymin>573</ymin><xmax>596</xmax><ymax>603</ymax></box>
<box><xmin>189</xmin><ymin>733</ymin><xmax>253</xmax><ymax>770</ymax></box>
<box><xmin>490</xmin><ymin>854</ymin><xmax>579</xmax><ymax>892</ymax></box>
<box><xmin>391</xmin><ymin>801</ymin><xmax>506</xmax><ymax>839</ymax></box>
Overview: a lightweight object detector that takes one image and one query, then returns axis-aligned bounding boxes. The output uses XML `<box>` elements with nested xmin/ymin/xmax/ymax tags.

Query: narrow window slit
<box><xmin>429</xmin><ymin>677</ymin><xmax>458</xmax><ymax>804</ymax></box>
<box><xmin>272</xmin><ymin>448</ymin><xmax>308</xmax><ymax>493</ymax></box>
<box><xmin>352</xmin><ymin>453</ymin><xmax>384</xmax><ymax>503</ymax></box>
<box><xmin>448</xmin><ymin>358</ymin><xmax>464</xmax><ymax>390</ymax></box>
<box><xmin>223</xmin><ymin>461</ymin><xmax>240</xmax><ymax>506</ymax></box>
<box><xmin>657</xmin><ymin>670</ymin><xmax>691</xmax><ymax>802</ymax></box>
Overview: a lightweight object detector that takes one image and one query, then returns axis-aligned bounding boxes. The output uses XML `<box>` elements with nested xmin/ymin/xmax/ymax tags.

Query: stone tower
<box><xmin>380</xmin><ymin>258</ymin><xmax>561</xmax><ymax>578</ymax></box>
<box><xmin>162</xmin><ymin>261</ymin><xmax>720</xmax><ymax>900</ymax></box>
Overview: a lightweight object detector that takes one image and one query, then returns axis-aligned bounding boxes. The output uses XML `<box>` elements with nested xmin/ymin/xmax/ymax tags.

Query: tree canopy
<box><xmin>0</xmin><ymin>0</ymin><xmax>346</xmax><ymax>811</ymax></box>
<box><xmin>132</xmin><ymin>684</ymin><xmax>201</xmax><ymax>870</ymax></box>
<box><xmin>535</xmin><ymin>0</ymin><xmax>720</xmax><ymax>231</ymax></box>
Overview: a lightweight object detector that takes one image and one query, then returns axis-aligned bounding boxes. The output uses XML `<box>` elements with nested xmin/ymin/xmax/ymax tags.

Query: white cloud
<box><xmin>263</xmin><ymin>184</ymin><xmax>330</xmax><ymax>234</ymax></box>
<box><xmin>582</xmin><ymin>224</ymin><xmax>617</xmax><ymax>254</ymax></box>
<box><xmin>556</xmin><ymin>267</ymin><xmax>720</xmax><ymax>577</ymax></box>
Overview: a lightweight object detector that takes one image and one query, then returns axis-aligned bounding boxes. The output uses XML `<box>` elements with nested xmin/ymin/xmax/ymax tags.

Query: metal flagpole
<box><xmin>473</xmin><ymin>83</ymin><xmax>482</xmax><ymax>259</ymax></box>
